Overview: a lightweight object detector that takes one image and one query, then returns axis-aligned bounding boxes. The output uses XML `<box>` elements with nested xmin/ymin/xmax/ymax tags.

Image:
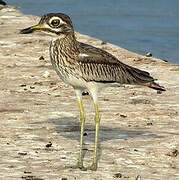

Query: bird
<box><xmin>20</xmin><ymin>13</ymin><xmax>165</xmax><ymax>171</ymax></box>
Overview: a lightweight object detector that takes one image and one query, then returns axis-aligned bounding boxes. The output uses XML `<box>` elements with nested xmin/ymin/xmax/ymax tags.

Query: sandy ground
<box><xmin>0</xmin><ymin>5</ymin><xmax>179</xmax><ymax>180</ymax></box>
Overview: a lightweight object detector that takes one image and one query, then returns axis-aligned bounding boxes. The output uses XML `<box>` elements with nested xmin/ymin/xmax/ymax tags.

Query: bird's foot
<box><xmin>68</xmin><ymin>163</ymin><xmax>87</xmax><ymax>171</ymax></box>
<box><xmin>87</xmin><ymin>162</ymin><xmax>98</xmax><ymax>171</ymax></box>
<box><xmin>76</xmin><ymin>161</ymin><xmax>87</xmax><ymax>171</ymax></box>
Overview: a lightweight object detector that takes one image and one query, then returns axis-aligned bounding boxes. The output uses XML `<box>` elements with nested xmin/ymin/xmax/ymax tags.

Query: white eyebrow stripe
<box><xmin>79</xmin><ymin>53</ymin><xmax>89</xmax><ymax>57</ymax></box>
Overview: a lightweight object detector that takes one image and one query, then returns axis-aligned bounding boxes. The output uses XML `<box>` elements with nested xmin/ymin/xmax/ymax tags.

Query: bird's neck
<box><xmin>55</xmin><ymin>33</ymin><xmax>79</xmax><ymax>53</ymax></box>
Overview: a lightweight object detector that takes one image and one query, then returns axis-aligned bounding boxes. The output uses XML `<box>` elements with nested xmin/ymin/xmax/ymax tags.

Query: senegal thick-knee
<box><xmin>20</xmin><ymin>13</ymin><xmax>165</xmax><ymax>171</ymax></box>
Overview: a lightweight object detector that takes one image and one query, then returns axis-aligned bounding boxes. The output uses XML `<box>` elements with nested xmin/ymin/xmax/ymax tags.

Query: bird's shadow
<box><xmin>48</xmin><ymin>116</ymin><xmax>162</xmax><ymax>142</ymax></box>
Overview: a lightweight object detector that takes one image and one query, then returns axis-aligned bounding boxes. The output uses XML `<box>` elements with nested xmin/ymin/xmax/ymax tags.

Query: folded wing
<box><xmin>77</xmin><ymin>42</ymin><xmax>154</xmax><ymax>85</ymax></box>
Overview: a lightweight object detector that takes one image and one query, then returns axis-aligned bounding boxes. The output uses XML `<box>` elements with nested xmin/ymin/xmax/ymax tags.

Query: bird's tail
<box><xmin>145</xmin><ymin>81</ymin><xmax>166</xmax><ymax>91</ymax></box>
<box><xmin>115</xmin><ymin>62</ymin><xmax>166</xmax><ymax>91</ymax></box>
<box><xmin>124</xmin><ymin>65</ymin><xmax>166</xmax><ymax>91</ymax></box>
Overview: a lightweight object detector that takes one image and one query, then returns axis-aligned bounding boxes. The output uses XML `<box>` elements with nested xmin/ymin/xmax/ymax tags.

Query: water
<box><xmin>7</xmin><ymin>0</ymin><xmax>179</xmax><ymax>64</ymax></box>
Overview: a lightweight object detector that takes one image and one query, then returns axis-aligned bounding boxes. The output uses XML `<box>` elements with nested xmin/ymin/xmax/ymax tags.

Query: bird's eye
<box><xmin>50</xmin><ymin>19</ymin><xmax>60</xmax><ymax>27</ymax></box>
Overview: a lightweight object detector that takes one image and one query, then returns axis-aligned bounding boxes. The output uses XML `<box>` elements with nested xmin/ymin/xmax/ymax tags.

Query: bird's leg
<box><xmin>75</xmin><ymin>90</ymin><xmax>86</xmax><ymax>170</ymax></box>
<box><xmin>77</xmin><ymin>98</ymin><xmax>86</xmax><ymax>168</ymax></box>
<box><xmin>89</xmin><ymin>101</ymin><xmax>101</xmax><ymax>171</ymax></box>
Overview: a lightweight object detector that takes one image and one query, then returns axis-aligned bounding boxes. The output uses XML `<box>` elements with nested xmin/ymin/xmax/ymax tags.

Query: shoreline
<box><xmin>0</xmin><ymin>5</ymin><xmax>179</xmax><ymax>180</ymax></box>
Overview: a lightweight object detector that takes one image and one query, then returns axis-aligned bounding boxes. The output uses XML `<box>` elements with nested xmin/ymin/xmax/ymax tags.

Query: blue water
<box><xmin>7</xmin><ymin>0</ymin><xmax>179</xmax><ymax>64</ymax></box>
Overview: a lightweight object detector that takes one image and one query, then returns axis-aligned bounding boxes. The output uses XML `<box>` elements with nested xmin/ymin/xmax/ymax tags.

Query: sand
<box><xmin>0</xmin><ymin>5</ymin><xmax>179</xmax><ymax>180</ymax></box>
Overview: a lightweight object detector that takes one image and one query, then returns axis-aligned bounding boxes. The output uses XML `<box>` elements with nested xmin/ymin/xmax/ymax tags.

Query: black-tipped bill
<box><xmin>20</xmin><ymin>24</ymin><xmax>43</xmax><ymax>34</ymax></box>
<box><xmin>20</xmin><ymin>27</ymin><xmax>34</xmax><ymax>34</ymax></box>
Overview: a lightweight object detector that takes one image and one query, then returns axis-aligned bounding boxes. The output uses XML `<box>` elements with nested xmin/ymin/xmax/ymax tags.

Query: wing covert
<box><xmin>76</xmin><ymin>42</ymin><xmax>154</xmax><ymax>85</ymax></box>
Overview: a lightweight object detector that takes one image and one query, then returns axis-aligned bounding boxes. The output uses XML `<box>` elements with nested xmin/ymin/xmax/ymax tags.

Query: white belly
<box><xmin>53</xmin><ymin>64</ymin><xmax>87</xmax><ymax>90</ymax></box>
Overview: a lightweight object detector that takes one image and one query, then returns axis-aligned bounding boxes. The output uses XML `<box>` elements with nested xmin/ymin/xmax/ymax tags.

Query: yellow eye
<box><xmin>51</xmin><ymin>19</ymin><xmax>60</xmax><ymax>27</ymax></box>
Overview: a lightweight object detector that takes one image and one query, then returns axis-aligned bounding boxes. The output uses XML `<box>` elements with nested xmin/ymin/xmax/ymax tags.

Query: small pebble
<box><xmin>101</xmin><ymin>41</ymin><xmax>107</xmax><ymax>45</ymax></box>
<box><xmin>46</xmin><ymin>142</ymin><xmax>52</xmax><ymax>148</ymax></box>
<box><xmin>30</xmin><ymin>86</ymin><xmax>35</xmax><ymax>89</ymax></box>
<box><xmin>50</xmin><ymin>82</ymin><xmax>56</xmax><ymax>86</ymax></box>
<box><xmin>43</xmin><ymin>71</ymin><xmax>50</xmax><ymax>78</ymax></box>
<box><xmin>103</xmin><ymin>98</ymin><xmax>109</xmax><ymax>101</ymax></box>
<box><xmin>61</xmin><ymin>178</ymin><xmax>68</xmax><ymax>180</ymax></box>
<box><xmin>21</xmin><ymin>175</ymin><xmax>33</xmax><ymax>179</ymax></box>
<box><xmin>61</xmin><ymin>156</ymin><xmax>66</xmax><ymax>159</ymax></box>
<box><xmin>18</xmin><ymin>152</ymin><xmax>27</xmax><ymax>156</ymax></box>
<box><xmin>8</xmin><ymin>165</ymin><xmax>14</xmax><ymax>168</ymax></box>
<box><xmin>163</xmin><ymin>59</ymin><xmax>168</xmax><ymax>62</ymax></box>
<box><xmin>113</xmin><ymin>172</ymin><xmax>122</xmax><ymax>178</ymax></box>
<box><xmin>20</xmin><ymin>84</ymin><xmax>26</xmax><ymax>87</ymax></box>
<box><xmin>120</xmin><ymin>114</ymin><xmax>127</xmax><ymax>118</ymax></box>
<box><xmin>166</xmin><ymin>149</ymin><xmax>178</xmax><ymax>157</ymax></box>
<box><xmin>146</xmin><ymin>122</ymin><xmax>153</xmax><ymax>126</ymax></box>
<box><xmin>21</xmin><ymin>175</ymin><xmax>43</xmax><ymax>180</ymax></box>
<box><xmin>39</xmin><ymin>56</ymin><xmax>45</xmax><ymax>60</ymax></box>
<box><xmin>145</xmin><ymin>52</ymin><xmax>152</xmax><ymax>57</ymax></box>
<box><xmin>24</xmin><ymin>171</ymin><xmax>32</xmax><ymax>174</ymax></box>
<box><xmin>34</xmin><ymin>81</ymin><xmax>43</xmax><ymax>85</ymax></box>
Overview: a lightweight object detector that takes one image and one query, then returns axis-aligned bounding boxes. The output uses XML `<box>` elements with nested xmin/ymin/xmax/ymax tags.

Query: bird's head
<box><xmin>20</xmin><ymin>13</ymin><xmax>74</xmax><ymax>37</ymax></box>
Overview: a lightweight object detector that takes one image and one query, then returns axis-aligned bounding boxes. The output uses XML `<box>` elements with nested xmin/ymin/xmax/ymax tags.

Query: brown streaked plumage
<box><xmin>20</xmin><ymin>13</ymin><xmax>166</xmax><ymax>171</ymax></box>
<box><xmin>78</xmin><ymin>42</ymin><xmax>154</xmax><ymax>84</ymax></box>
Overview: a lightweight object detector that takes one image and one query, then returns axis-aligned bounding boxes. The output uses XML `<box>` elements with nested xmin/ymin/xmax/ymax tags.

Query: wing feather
<box><xmin>77</xmin><ymin>42</ymin><xmax>154</xmax><ymax>85</ymax></box>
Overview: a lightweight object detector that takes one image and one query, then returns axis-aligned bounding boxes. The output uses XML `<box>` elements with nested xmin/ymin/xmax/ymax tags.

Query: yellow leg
<box><xmin>75</xmin><ymin>90</ymin><xmax>86</xmax><ymax>170</ymax></box>
<box><xmin>89</xmin><ymin>102</ymin><xmax>101</xmax><ymax>171</ymax></box>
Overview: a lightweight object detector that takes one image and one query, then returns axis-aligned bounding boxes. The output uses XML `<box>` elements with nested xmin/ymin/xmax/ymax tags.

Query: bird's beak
<box><xmin>20</xmin><ymin>24</ymin><xmax>44</xmax><ymax>34</ymax></box>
